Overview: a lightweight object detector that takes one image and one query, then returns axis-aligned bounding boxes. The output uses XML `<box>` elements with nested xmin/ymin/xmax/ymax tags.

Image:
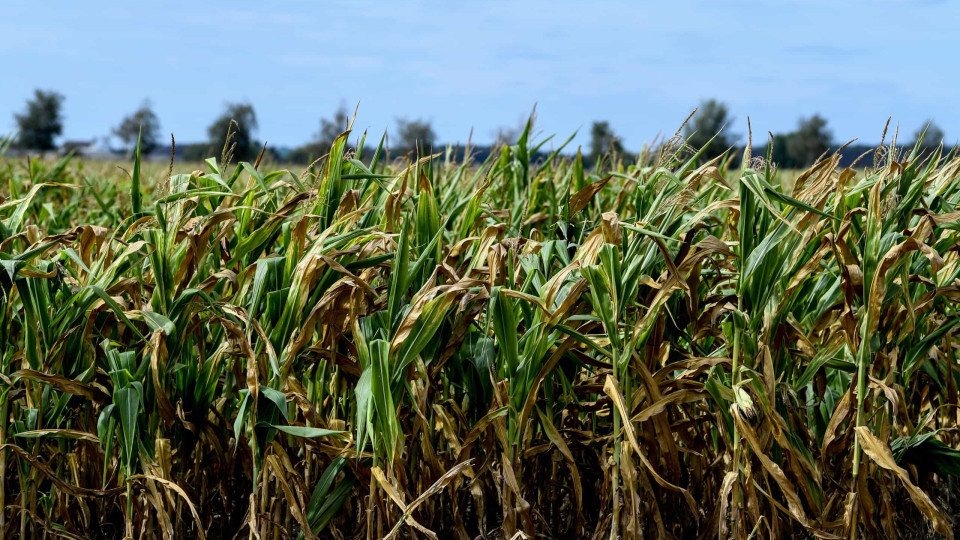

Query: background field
<box><xmin>1</xmin><ymin>126</ymin><xmax>959</xmax><ymax>539</ymax></box>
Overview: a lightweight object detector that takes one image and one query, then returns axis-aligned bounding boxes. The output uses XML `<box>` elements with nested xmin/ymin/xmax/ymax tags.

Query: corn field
<box><xmin>1</xmin><ymin>118</ymin><xmax>959</xmax><ymax>540</ymax></box>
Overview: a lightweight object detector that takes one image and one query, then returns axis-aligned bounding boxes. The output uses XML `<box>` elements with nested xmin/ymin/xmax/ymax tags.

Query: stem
<box><xmin>19</xmin><ymin>472</ymin><xmax>27</xmax><ymax>540</ymax></box>
<box><xmin>609</xmin><ymin>345</ymin><xmax>621</xmax><ymax>540</ymax></box>
<box><xmin>731</xmin><ymin>320</ymin><xmax>742</xmax><ymax>454</ymax></box>
<box><xmin>856</xmin><ymin>180</ymin><xmax>879</xmax><ymax>483</ymax></box>
<box><xmin>0</xmin><ymin>395</ymin><xmax>7</xmax><ymax>535</ymax></box>
<box><xmin>125</xmin><ymin>481</ymin><xmax>134</xmax><ymax>538</ymax></box>
<box><xmin>729</xmin><ymin>314</ymin><xmax>743</xmax><ymax>536</ymax></box>
<box><xmin>252</xmin><ymin>462</ymin><xmax>260</xmax><ymax>537</ymax></box>
<box><xmin>249</xmin><ymin>411</ymin><xmax>261</xmax><ymax>540</ymax></box>
<box><xmin>852</xmin><ymin>322</ymin><xmax>870</xmax><ymax>478</ymax></box>
<box><xmin>367</xmin><ymin>473</ymin><xmax>376</xmax><ymax>540</ymax></box>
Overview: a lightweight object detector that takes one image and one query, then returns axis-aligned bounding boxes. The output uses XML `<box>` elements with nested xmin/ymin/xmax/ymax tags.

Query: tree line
<box><xmin>591</xmin><ymin>99</ymin><xmax>948</xmax><ymax>168</ymax></box>
<box><xmin>9</xmin><ymin>91</ymin><xmax>438</xmax><ymax>163</ymax></box>
<box><xmin>8</xmin><ymin>89</ymin><xmax>950</xmax><ymax>167</ymax></box>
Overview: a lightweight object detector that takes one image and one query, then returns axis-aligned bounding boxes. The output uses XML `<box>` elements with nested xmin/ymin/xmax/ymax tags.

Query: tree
<box><xmin>393</xmin><ymin>118</ymin><xmax>436</xmax><ymax>155</ymax></box>
<box><xmin>207</xmin><ymin>102</ymin><xmax>259</xmax><ymax>162</ymax></box>
<box><xmin>287</xmin><ymin>103</ymin><xmax>352</xmax><ymax>164</ymax></box>
<box><xmin>911</xmin><ymin>120</ymin><xmax>945</xmax><ymax>155</ymax></box>
<box><xmin>786</xmin><ymin>114</ymin><xmax>832</xmax><ymax>167</ymax></box>
<box><xmin>492</xmin><ymin>117</ymin><xmax>527</xmax><ymax>148</ymax></box>
<box><xmin>684</xmin><ymin>99</ymin><xmax>734</xmax><ymax>161</ymax></box>
<box><xmin>318</xmin><ymin>102</ymin><xmax>350</xmax><ymax>147</ymax></box>
<box><xmin>113</xmin><ymin>100</ymin><xmax>161</xmax><ymax>155</ymax></box>
<box><xmin>589</xmin><ymin>121</ymin><xmax>623</xmax><ymax>160</ymax></box>
<box><xmin>768</xmin><ymin>132</ymin><xmax>798</xmax><ymax>169</ymax></box>
<box><xmin>14</xmin><ymin>89</ymin><xmax>65</xmax><ymax>151</ymax></box>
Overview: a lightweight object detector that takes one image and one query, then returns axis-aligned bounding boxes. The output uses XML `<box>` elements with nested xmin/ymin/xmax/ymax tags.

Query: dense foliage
<box><xmin>0</xmin><ymin>120</ymin><xmax>959</xmax><ymax>539</ymax></box>
<box><xmin>113</xmin><ymin>101</ymin><xmax>162</xmax><ymax>157</ymax></box>
<box><xmin>13</xmin><ymin>90</ymin><xmax>64</xmax><ymax>152</ymax></box>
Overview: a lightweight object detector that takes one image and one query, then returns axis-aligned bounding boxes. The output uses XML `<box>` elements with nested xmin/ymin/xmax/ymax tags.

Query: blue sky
<box><xmin>2</xmin><ymin>0</ymin><xmax>956</xmax><ymax>150</ymax></box>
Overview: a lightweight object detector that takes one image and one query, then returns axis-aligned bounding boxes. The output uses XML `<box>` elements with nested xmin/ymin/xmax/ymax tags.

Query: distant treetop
<box><xmin>14</xmin><ymin>89</ymin><xmax>65</xmax><ymax>151</ymax></box>
<box><xmin>207</xmin><ymin>102</ymin><xmax>259</xmax><ymax>162</ymax></box>
<box><xmin>113</xmin><ymin>100</ymin><xmax>161</xmax><ymax>156</ymax></box>
<box><xmin>393</xmin><ymin>118</ymin><xmax>436</xmax><ymax>156</ymax></box>
<box><xmin>684</xmin><ymin>99</ymin><xmax>735</xmax><ymax>161</ymax></box>
<box><xmin>589</xmin><ymin>121</ymin><xmax>623</xmax><ymax>161</ymax></box>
